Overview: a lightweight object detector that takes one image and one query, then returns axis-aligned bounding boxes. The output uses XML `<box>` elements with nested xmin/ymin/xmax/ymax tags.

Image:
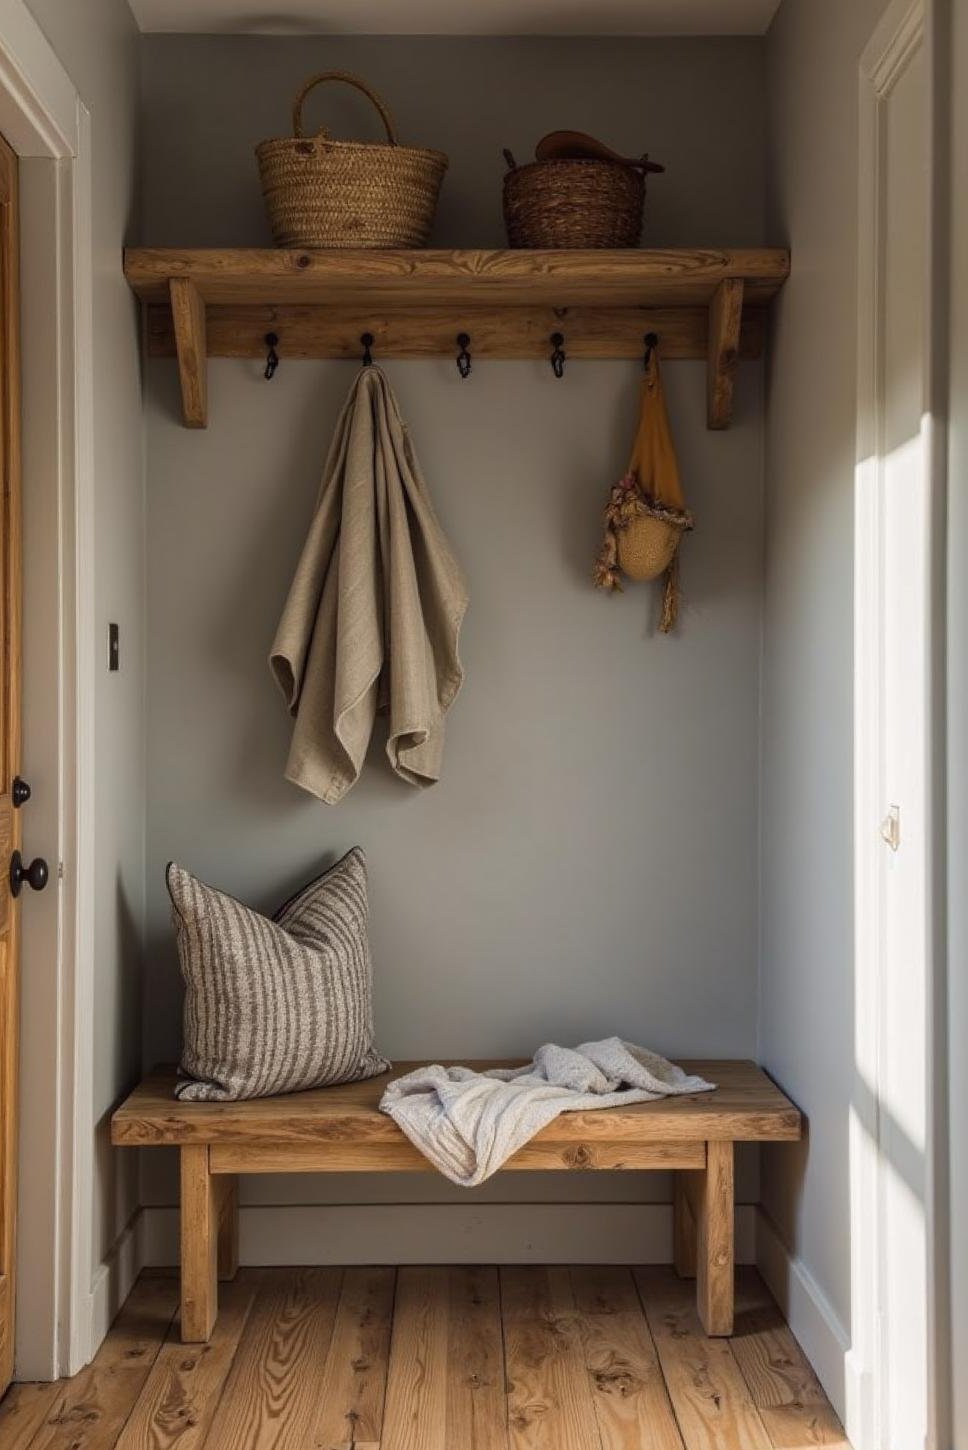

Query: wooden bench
<box><xmin>111</xmin><ymin>1058</ymin><xmax>800</xmax><ymax>1344</ymax></box>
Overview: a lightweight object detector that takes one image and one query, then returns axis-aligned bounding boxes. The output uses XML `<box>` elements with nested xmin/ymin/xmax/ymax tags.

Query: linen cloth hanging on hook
<box><xmin>593</xmin><ymin>350</ymin><xmax>694</xmax><ymax>631</ymax></box>
<box><xmin>270</xmin><ymin>366</ymin><xmax>468</xmax><ymax>803</ymax></box>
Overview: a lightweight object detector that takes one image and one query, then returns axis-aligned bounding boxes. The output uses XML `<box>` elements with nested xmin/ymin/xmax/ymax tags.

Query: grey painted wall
<box><xmin>140</xmin><ymin>35</ymin><xmax>767</xmax><ymax>248</ymax></box>
<box><xmin>140</xmin><ymin>36</ymin><xmax>767</xmax><ymax>1239</ymax></box>
<box><xmin>759</xmin><ymin>0</ymin><xmax>891</xmax><ymax>1399</ymax></box>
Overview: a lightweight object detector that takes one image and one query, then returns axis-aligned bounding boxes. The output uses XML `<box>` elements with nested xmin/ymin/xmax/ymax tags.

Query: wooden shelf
<box><xmin>124</xmin><ymin>247</ymin><xmax>790</xmax><ymax>430</ymax></box>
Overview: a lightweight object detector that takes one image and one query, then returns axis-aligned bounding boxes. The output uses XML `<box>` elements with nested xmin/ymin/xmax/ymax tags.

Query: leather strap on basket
<box><xmin>291</xmin><ymin>71</ymin><xmax>398</xmax><ymax>145</ymax></box>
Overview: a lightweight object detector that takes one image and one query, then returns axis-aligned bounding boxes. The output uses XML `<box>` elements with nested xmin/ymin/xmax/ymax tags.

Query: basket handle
<box><xmin>291</xmin><ymin>71</ymin><xmax>398</xmax><ymax>145</ymax></box>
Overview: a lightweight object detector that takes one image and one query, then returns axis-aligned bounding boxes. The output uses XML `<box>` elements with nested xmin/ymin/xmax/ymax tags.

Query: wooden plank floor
<box><xmin>0</xmin><ymin>1266</ymin><xmax>849</xmax><ymax>1450</ymax></box>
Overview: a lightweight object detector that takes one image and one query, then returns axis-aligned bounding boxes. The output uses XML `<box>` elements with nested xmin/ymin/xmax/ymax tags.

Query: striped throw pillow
<box><xmin>168</xmin><ymin>847</ymin><xmax>390</xmax><ymax>1101</ymax></box>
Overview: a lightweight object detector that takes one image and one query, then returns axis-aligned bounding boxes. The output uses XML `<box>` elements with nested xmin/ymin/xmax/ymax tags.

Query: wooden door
<box><xmin>0</xmin><ymin>130</ymin><xmax>22</xmax><ymax>1395</ymax></box>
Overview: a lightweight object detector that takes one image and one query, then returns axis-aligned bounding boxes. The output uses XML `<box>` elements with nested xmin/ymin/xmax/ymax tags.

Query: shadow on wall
<box><xmin>90</xmin><ymin>875</ymin><xmax>143</xmax><ymax>1283</ymax></box>
<box><xmin>139</xmin><ymin>35</ymin><xmax>768</xmax><ymax>251</ymax></box>
<box><xmin>139</xmin><ymin>28</ymin><xmax>770</xmax><ymax>1075</ymax></box>
<box><xmin>143</xmin><ymin>354</ymin><xmax>766</xmax><ymax>1071</ymax></box>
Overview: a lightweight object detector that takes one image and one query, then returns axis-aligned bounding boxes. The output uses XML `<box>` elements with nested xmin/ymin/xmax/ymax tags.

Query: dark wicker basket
<box><xmin>502</xmin><ymin>151</ymin><xmax>648</xmax><ymax>249</ymax></box>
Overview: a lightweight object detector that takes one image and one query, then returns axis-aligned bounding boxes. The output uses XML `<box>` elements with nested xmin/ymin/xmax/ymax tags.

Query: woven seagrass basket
<box><xmin>616</xmin><ymin>515</ymin><xmax>682</xmax><ymax>582</ymax></box>
<box><xmin>256</xmin><ymin>71</ymin><xmax>448</xmax><ymax>249</ymax></box>
<box><xmin>502</xmin><ymin>151</ymin><xmax>649</xmax><ymax>249</ymax></box>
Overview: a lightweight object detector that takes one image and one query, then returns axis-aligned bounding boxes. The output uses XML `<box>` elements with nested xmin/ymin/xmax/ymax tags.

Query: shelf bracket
<box><xmin>169</xmin><ymin>277</ymin><xmax>208</xmax><ymax>429</ymax></box>
<box><xmin>707</xmin><ymin>278</ymin><xmax>744</xmax><ymax>430</ymax></box>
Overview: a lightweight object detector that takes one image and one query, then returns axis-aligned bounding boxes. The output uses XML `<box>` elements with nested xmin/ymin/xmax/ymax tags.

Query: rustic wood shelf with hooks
<box><xmin>123</xmin><ymin>246</ymin><xmax>790</xmax><ymax>431</ymax></box>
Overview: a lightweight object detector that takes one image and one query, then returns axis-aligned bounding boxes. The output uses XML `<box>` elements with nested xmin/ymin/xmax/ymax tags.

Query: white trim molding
<box><xmin>0</xmin><ymin>0</ymin><xmax>99</xmax><ymax>1380</ymax></box>
<box><xmin>864</xmin><ymin>0</ymin><xmax>924</xmax><ymax>97</ymax></box>
<box><xmin>0</xmin><ymin>0</ymin><xmax>75</xmax><ymax>157</ymax></box>
<box><xmin>755</xmin><ymin>1208</ymin><xmax>853</xmax><ymax>1424</ymax></box>
<box><xmin>65</xmin><ymin>93</ymin><xmax>99</xmax><ymax>1378</ymax></box>
<box><xmin>87</xmin><ymin>1210</ymin><xmax>142</xmax><ymax>1356</ymax></box>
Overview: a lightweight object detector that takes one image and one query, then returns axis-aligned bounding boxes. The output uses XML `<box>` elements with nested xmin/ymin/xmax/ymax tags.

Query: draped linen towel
<box><xmin>271</xmin><ymin>366</ymin><xmax>469</xmax><ymax>803</ymax></box>
<box><xmin>379</xmin><ymin>1039</ymin><xmax>715</xmax><ymax>1186</ymax></box>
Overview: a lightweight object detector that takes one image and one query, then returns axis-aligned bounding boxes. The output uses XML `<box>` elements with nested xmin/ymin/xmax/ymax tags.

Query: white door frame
<box><xmin>852</xmin><ymin>0</ymin><xmax>946</xmax><ymax>1446</ymax></box>
<box><xmin>0</xmin><ymin>1</ymin><xmax>96</xmax><ymax>1380</ymax></box>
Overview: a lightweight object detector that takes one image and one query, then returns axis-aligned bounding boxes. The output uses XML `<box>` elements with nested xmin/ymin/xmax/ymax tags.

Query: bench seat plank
<box><xmin>207</xmin><ymin>1138</ymin><xmax>706</xmax><ymax>1174</ymax></box>
<box><xmin>111</xmin><ymin>1060</ymin><xmax>801</xmax><ymax>1147</ymax></box>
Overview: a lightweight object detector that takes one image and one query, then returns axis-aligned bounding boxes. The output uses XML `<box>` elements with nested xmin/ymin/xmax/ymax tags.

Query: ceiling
<box><xmin>127</xmin><ymin>0</ymin><xmax>781</xmax><ymax>36</ymax></box>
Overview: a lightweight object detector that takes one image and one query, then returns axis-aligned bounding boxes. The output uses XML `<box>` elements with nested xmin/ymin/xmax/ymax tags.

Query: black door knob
<box><xmin>10</xmin><ymin>850</ymin><xmax>49</xmax><ymax>897</ymax></box>
<box><xmin>11</xmin><ymin>777</ymin><xmax>31</xmax><ymax>808</ymax></box>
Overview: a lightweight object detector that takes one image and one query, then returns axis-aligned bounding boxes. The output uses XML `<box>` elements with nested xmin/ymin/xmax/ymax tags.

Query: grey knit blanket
<box><xmin>379</xmin><ymin>1039</ymin><xmax>715</xmax><ymax>1186</ymax></box>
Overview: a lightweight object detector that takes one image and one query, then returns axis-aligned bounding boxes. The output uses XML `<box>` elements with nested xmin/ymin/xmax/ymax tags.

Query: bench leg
<box><xmin>217</xmin><ymin>1174</ymin><xmax>239</xmax><ymax>1281</ymax></box>
<box><xmin>694</xmin><ymin>1140</ymin><xmax>734</xmax><ymax>1336</ymax></box>
<box><xmin>181</xmin><ymin>1145</ymin><xmax>218</xmax><ymax>1342</ymax></box>
<box><xmin>673</xmin><ymin>1172</ymin><xmax>697</xmax><ymax>1278</ymax></box>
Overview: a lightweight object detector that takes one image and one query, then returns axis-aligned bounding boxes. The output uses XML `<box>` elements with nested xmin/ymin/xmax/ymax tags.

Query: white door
<box><xmin>855</xmin><ymin>4</ymin><xmax>931</xmax><ymax>1448</ymax></box>
<box><xmin>879</xmin><ymin>35</ymin><xmax>929</xmax><ymax>1450</ymax></box>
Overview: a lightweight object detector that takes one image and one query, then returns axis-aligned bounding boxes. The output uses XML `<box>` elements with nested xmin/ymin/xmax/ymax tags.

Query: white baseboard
<box><xmin>81</xmin><ymin>1210</ymin><xmax>145</xmax><ymax>1369</ymax></box>
<box><xmin>755</xmin><ymin>1206</ymin><xmax>853</xmax><ymax>1426</ymax></box>
<box><xmin>141</xmin><ymin>1201</ymin><xmax>756</xmax><ymax>1268</ymax></box>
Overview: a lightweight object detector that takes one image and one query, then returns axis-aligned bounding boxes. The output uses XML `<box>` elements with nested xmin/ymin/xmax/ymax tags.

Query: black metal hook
<box><xmin>361</xmin><ymin>332</ymin><xmax>375</xmax><ymax>367</ymax></box>
<box><xmin>643</xmin><ymin>332</ymin><xmax>659</xmax><ymax>369</ymax></box>
<box><xmin>456</xmin><ymin>333</ymin><xmax>472</xmax><ymax>379</ymax></box>
<box><xmin>550</xmin><ymin>332</ymin><xmax>566</xmax><ymax>379</ymax></box>
<box><xmin>264</xmin><ymin>332</ymin><xmax>279</xmax><ymax>380</ymax></box>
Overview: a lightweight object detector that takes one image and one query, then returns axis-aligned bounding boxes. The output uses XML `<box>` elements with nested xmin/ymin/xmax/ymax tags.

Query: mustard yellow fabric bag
<box><xmin>594</xmin><ymin>352</ymin><xmax>694</xmax><ymax>631</ymax></box>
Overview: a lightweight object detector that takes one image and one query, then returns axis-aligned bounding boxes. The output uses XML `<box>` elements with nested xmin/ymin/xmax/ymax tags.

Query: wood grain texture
<box><xmin>382</xmin><ymin>1266</ymin><xmax>507</xmax><ymax>1450</ymax></box>
<box><xmin>695</xmin><ymin>1141</ymin><xmax>735</xmax><ymax>1336</ymax></box>
<box><xmin>208</xmin><ymin>1138</ymin><xmax>704</xmax><ymax>1175</ymax></box>
<box><xmin>168</xmin><ymin>278</ymin><xmax>207</xmax><ymax>428</ymax></box>
<box><xmin>117</xmin><ymin>1064</ymin><xmax>794</xmax><ymax>1352</ymax></box>
<box><xmin>125</xmin><ymin>247</ymin><xmax>791</xmax><ymax>308</ymax></box>
<box><xmin>444</xmin><ymin>1267</ymin><xmax>508</xmax><ymax>1450</ymax></box>
<box><xmin>114</xmin><ymin>1274</ymin><xmax>258</xmax><ymax>1450</ymax></box>
<box><xmin>133</xmin><ymin>249</ymin><xmax>787</xmax><ymax>430</ymax></box>
<box><xmin>636</xmin><ymin>1267</ymin><xmax>772</xmax><ymax>1450</ymax></box>
<box><xmin>202</xmin><ymin>1267</ymin><xmax>341</xmax><ymax>1450</ymax></box>
<box><xmin>112</xmin><ymin>1062</ymin><xmax>802</xmax><ymax>1148</ymax></box>
<box><xmin>314</xmin><ymin>1266</ymin><xmax>395</xmax><ymax>1450</ymax></box>
<box><xmin>569</xmin><ymin>1266</ymin><xmax>683</xmax><ymax>1450</ymax></box>
<box><xmin>730</xmin><ymin>1270</ymin><xmax>849</xmax><ymax>1447</ymax></box>
<box><xmin>380</xmin><ymin>1267</ymin><xmax>448</xmax><ymax>1450</ymax></box>
<box><xmin>0</xmin><ymin>1382</ymin><xmax>63</xmax><ymax>1450</ymax></box>
<box><xmin>180</xmin><ymin>1146</ymin><xmax>217</xmax><ymax>1343</ymax></box>
<box><xmin>707</xmin><ymin>278</ymin><xmax>745</xmax><ymax>428</ymax></box>
<box><xmin>502</xmin><ymin>1267</ymin><xmax>600</xmax><ymax>1450</ymax></box>
<box><xmin>0</xmin><ymin>1267</ymin><xmax>850</xmax><ymax>1450</ymax></box>
<box><xmin>0</xmin><ymin>128</ymin><xmax>22</xmax><ymax>1400</ymax></box>
<box><xmin>25</xmin><ymin>1278</ymin><xmax>179</xmax><ymax>1450</ymax></box>
<box><xmin>145</xmin><ymin>303</ymin><xmax>767</xmax><ymax>363</ymax></box>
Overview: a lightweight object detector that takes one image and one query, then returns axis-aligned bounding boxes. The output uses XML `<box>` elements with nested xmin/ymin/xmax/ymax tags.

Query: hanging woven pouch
<box><xmin>616</xmin><ymin>494</ymin><xmax>691</xmax><ymax>583</ymax></box>
<box><xmin>594</xmin><ymin>349</ymin><xmax>694</xmax><ymax>633</ymax></box>
<box><xmin>256</xmin><ymin>71</ymin><xmax>448</xmax><ymax>249</ymax></box>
